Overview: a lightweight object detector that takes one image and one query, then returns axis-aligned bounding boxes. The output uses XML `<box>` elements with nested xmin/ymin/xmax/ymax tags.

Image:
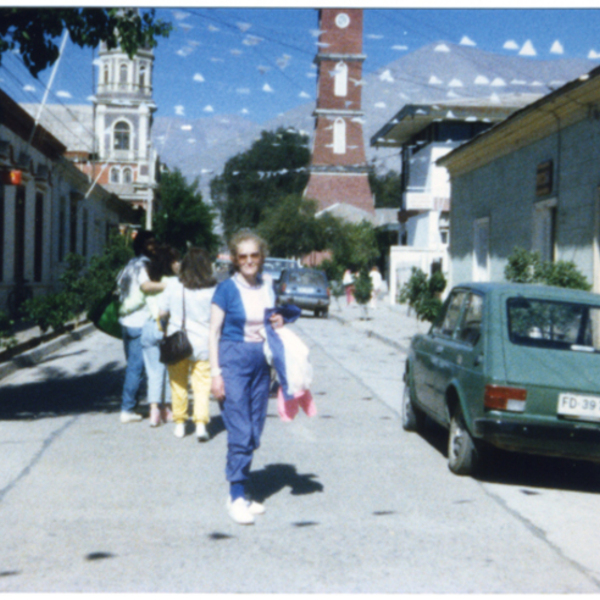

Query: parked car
<box><xmin>262</xmin><ymin>258</ymin><xmax>298</xmax><ymax>284</ymax></box>
<box><xmin>276</xmin><ymin>268</ymin><xmax>330</xmax><ymax>317</ymax></box>
<box><xmin>403</xmin><ymin>282</ymin><xmax>600</xmax><ymax>476</ymax></box>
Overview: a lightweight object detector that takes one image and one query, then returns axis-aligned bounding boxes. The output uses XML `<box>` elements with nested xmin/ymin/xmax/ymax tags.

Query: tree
<box><xmin>369</xmin><ymin>169</ymin><xmax>402</xmax><ymax>208</ymax></box>
<box><xmin>153</xmin><ymin>168</ymin><xmax>219</xmax><ymax>256</ymax></box>
<box><xmin>328</xmin><ymin>220</ymin><xmax>380</xmax><ymax>273</ymax></box>
<box><xmin>353</xmin><ymin>268</ymin><xmax>373</xmax><ymax>319</ymax></box>
<box><xmin>0</xmin><ymin>8</ymin><xmax>171</xmax><ymax>76</ymax></box>
<box><xmin>257</xmin><ymin>195</ymin><xmax>327</xmax><ymax>258</ymax></box>
<box><xmin>210</xmin><ymin>128</ymin><xmax>310</xmax><ymax>239</ymax></box>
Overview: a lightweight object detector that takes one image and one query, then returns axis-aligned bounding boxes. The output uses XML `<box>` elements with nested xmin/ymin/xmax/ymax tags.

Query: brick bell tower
<box><xmin>304</xmin><ymin>8</ymin><xmax>374</xmax><ymax>214</ymax></box>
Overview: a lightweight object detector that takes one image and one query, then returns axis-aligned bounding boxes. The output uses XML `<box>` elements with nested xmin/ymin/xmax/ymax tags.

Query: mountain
<box><xmin>153</xmin><ymin>41</ymin><xmax>597</xmax><ymax>200</ymax></box>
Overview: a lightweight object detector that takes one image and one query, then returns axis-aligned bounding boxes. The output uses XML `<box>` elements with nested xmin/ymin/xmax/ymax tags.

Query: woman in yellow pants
<box><xmin>158</xmin><ymin>248</ymin><xmax>216</xmax><ymax>440</ymax></box>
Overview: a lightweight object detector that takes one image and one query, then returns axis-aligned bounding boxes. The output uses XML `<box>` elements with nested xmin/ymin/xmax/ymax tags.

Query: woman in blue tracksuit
<box><xmin>209</xmin><ymin>230</ymin><xmax>284</xmax><ymax>525</ymax></box>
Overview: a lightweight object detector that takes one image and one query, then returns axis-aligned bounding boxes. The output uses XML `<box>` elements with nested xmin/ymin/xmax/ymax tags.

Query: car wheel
<box><xmin>448</xmin><ymin>406</ymin><xmax>478</xmax><ymax>476</ymax></box>
<box><xmin>314</xmin><ymin>309</ymin><xmax>320</xmax><ymax>317</ymax></box>
<box><xmin>401</xmin><ymin>382</ymin><xmax>424</xmax><ymax>432</ymax></box>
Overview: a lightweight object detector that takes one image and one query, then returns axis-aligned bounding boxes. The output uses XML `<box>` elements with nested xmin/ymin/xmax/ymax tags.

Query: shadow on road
<box><xmin>0</xmin><ymin>361</ymin><xmax>125</xmax><ymax>421</ymax></box>
<box><xmin>417</xmin><ymin>418</ymin><xmax>600</xmax><ymax>494</ymax></box>
<box><xmin>248</xmin><ymin>463</ymin><xmax>324</xmax><ymax>502</ymax></box>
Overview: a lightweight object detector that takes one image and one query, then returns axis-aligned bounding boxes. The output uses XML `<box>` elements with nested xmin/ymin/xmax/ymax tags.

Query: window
<box><xmin>70</xmin><ymin>195</ymin><xmax>78</xmax><ymax>254</ymax></box>
<box><xmin>82</xmin><ymin>208</ymin><xmax>88</xmax><ymax>258</ymax></box>
<box><xmin>533</xmin><ymin>199</ymin><xmax>557</xmax><ymax>262</ymax></box>
<box><xmin>119</xmin><ymin>63</ymin><xmax>128</xmax><ymax>84</ymax></box>
<box><xmin>114</xmin><ymin>121</ymin><xmax>130</xmax><ymax>150</ymax></box>
<box><xmin>58</xmin><ymin>195</ymin><xmax>66</xmax><ymax>262</ymax></box>
<box><xmin>473</xmin><ymin>217</ymin><xmax>490</xmax><ymax>282</ymax></box>
<box><xmin>123</xmin><ymin>168</ymin><xmax>132</xmax><ymax>183</ymax></box>
<box><xmin>457</xmin><ymin>293</ymin><xmax>483</xmax><ymax>346</ymax></box>
<box><xmin>334</xmin><ymin>61</ymin><xmax>348</xmax><ymax>97</ymax></box>
<box><xmin>34</xmin><ymin>192</ymin><xmax>43</xmax><ymax>282</ymax></box>
<box><xmin>103</xmin><ymin>65</ymin><xmax>109</xmax><ymax>85</ymax></box>
<box><xmin>333</xmin><ymin>118</ymin><xmax>346</xmax><ymax>154</ymax></box>
<box><xmin>110</xmin><ymin>167</ymin><xmax>120</xmax><ymax>183</ymax></box>
<box><xmin>432</xmin><ymin>291</ymin><xmax>467</xmax><ymax>337</ymax></box>
<box><xmin>139</xmin><ymin>63</ymin><xmax>146</xmax><ymax>88</ymax></box>
<box><xmin>14</xmin><ymin>185</ymin><xmax>25</xmax><ymax>282</ymax></box>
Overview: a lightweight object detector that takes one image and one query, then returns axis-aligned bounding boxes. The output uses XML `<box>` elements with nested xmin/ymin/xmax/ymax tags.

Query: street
<box><xmin>1</xmin><ymin>308</ymin><xmax>600</xmax><ymax>592</ymax></box>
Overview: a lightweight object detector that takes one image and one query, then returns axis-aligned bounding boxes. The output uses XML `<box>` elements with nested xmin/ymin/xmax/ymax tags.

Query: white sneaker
<box><xmin>247</xmin><ymin>500</ymin><xmax>266</xmax><ymax>516</ymax></box>
<box><xmin>120</xmin><ymin>411</ymin><xmax>142</xmax><ymax>423</ymax></box>
<box><xmin>195</xmin><ymin>422</ymin><xmax>209</xmax><ymax>442</ymax></box>
<box><xmin>174</xmin><ymin>423</ymin><xmax>186</xmax><ymax>438</ymax></box>
<box><xmin>226</xmin><ymin>497</ymin><xmax>255</xmax><ymax>525</ymax></box>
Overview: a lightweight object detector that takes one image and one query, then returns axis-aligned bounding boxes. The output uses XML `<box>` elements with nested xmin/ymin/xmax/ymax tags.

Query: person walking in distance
<box><xmin>159</xmin><ymin>248</ymin><xmax>217</xmax><ymax>441</ymax></box>
<box><xmin>117</xmin><ymin>230</ymin><xmax>159</xmax><ymax>423</ymax></box>
<box><xmin>209</xmin><ymin>230</ymin><xmax>284</xmax><ymax>525</ymax></box>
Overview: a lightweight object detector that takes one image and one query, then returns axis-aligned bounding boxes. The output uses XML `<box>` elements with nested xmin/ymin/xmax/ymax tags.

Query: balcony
<box><xmin>403</xmin><ymin>188</ymin><xmax>450</xmax><ymax>212</ymax></box>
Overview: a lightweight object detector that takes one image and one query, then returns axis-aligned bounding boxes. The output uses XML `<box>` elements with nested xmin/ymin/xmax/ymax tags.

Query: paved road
<box><xmin>0</xmin><ymin>312</ymin><xmax>599</xmax><ymax>592</ymax></box>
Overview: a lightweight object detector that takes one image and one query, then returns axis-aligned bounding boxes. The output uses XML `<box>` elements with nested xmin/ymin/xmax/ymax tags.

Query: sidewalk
<box><xmin>328</xmin><ymin>295</ymin><xmax>428</xmax><ymax>352</ymax></box>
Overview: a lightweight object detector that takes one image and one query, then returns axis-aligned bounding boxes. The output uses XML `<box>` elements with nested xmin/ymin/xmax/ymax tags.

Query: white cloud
<box><xmin>208</xmin><ymin>25</ymin><xmax>219</xmax><ymax>32</ymax></box>
<box><xmin>187</xmin><ymin>138</ymin><xmax>196</xmax><ymax>143</ymax></box>
<box><xmin>210</xmin><ymin>57</ymin><xmax>224</xmax><ymax>63</ymax></box>
<box><xmin>236</xmin><ymin>22</ymin><xmax>251</xmax><ymax>32</ymax></box>
<box><xmin>56</xmin><ymin>90</ymin><xmax>72</xmax><ymax>98</ymax></box>
<box><xmin>446</xmin><ymin>90</ymin><xmax>459</xmax><ymax>98</ymax></box>
<box><xmin>392</xmin><ymin>45</ymin><xmax>408</xmax><ymax>51</ymax></box>
<box><xmin>87</xmin><ymin>95</ymin><xmax>96</xmax><ymax>102</ymax></box>
<box><xmin>176</xmin><ymin>47</ymin><xmax>193</xmax><ymax>57</ymax></box>
<box><xmin>236</xmin><ymin>88</ymin><xmax>250</xmax><ymax>94</ymax></box>
<box><xmin>203</xmin><ymin>105</ymin><xmax>214</xmax><ymax>113</ymax></box>
<box><xmin>193</xmin><ymin>73</ymin><xmax>205</xmax><ymax>82</ymax></box>
<box><xmin>588</xmin><ymin>50</ymin><xmax>600</xmax><ymax>59</ymax></box>
<box><xmin>491</xmin><ymin>77</ymin><xmax>506</xmax><ymax>87</ymax></box>
<box><xmin>174</xmin><ymin>105</ymin><xmax>185</xmax><ymax>116</ymax></box>
<box><xmin>448</xmin><ymin>78</ymin><xmax>463</xmax><ymax>87</ymax></box>
<box><xmin>435</xmin><ymin>43</ymin><xmax>450</xmax><ymax>52</ymax></box>
<box><xmin>263</xmin><ymin>83</ymin><xmax>274</xmax><ymax>93</ymax></box>
<box><xmin>511</xmin><ymin>79</ymin><xmax>527</xmax><ymax>85</ymax></box>
<box><xmin>429</xmin><ymin>75</ymin><xmax>442</xmax><ymax>85</ymax></box>
<box><xmin>172</xmin><ymin>10</ymin><xmax>189</xmax><ymax>20</ymax></box>
<box><xmin>243</xmin><ymin>35</ymin><xmax>262</xmax><ymax>46</ymax></box>
<box><xmin>531</xmin><ymin>80</ymin><xmax>544</xmax><ymax>86</ymax></box>
<box><xmin>23</xmin><ymin>85</ymin><xmax>35</xmax><ymax>92</ymax></box>
<box><xmin>489</xmin><ymin>93</ymin><xmax>501</xmax><ymax>104</ymax></box>
<box><xmin>379</xmin><ymin>69</ymin><xmax>394</xmax><ymax>82</ymax></box>
<box><xmin>299</xmin><ymin>91</ymin><xmax>310</xmax><ymax>98</ymax></box>
<box><xmin>367</xmin><ymin>34</ymin><xmax>384</xmax><ymax>40</ymax></box>
<box><xmin>550</xmin><ymin>40</ymin><xmax>564</xmax><ymax>55</ymax></box>
<box><xmin>181</xmin><ymin>125</ymin><xmax>192</xmax><ymax>131</ymax></box>
<box><xmin>306</xmin><ymin>72</ymin><xmax>317</xmax><ymax>78</ymax></box>
<box><xmin>519</xmin><ymin>40</ymin><xmax>537</xmax><ymax>56</ymax></box>
<box><xmin>474</xmin><ymin>75</ymin><xmax>490</xmax><ymax>85</ymax></box>
<box><xmin>460</xmin><ymin>36</ymin><xmax>476</xmax><ymax>46</ymax></box>
<box><xmin>446</xmin><ymin>110</ymin><xmax>457</xmax><ymax>118</ymax></box>
<box><xmin>230</xmin><ymin>49</ymin><xmax>242</xmax><ymax>56</ymax></box>
<box><xmin>241</xmin><ymin>108</ymin><xmax>249</xmax><ymax>114</ymax></box>
<box><xmin>503</xmin><ymin>40</ymin><xmax>519</xmax><ymax>50</ymax></box>
<box><xmin>180</xmin><ymin>23</ymin><xmax>193</xmax><ymax>32</ymax></box>
<box><xmin>92</xmin><ymin>58</ymin><xmax>102</xmax><ymax>67</ymax></box>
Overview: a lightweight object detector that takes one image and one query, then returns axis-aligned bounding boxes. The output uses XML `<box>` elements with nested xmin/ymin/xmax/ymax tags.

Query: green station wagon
<box><xmin>403</xmin><ymin>282</ymin><xmax>600</xmax><ymax>476</ymax></box>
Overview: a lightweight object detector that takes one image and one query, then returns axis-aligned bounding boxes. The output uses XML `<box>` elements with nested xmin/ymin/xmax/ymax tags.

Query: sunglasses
<box><xmin>237</xmin><ymin>252</ymin><xmax>261</xmax><ymax>263</ymax></box>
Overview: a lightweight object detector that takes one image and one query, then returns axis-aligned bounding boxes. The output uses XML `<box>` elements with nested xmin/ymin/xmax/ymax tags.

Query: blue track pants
<box><xmin>219</xmin><ymin>340</ymin><xmax>271</xmax><ymax>484</ymax></box>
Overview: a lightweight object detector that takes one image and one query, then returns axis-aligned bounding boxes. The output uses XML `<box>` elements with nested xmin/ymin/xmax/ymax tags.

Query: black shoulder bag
<box><xmin>159</xmin><ymin>286</ymin><xmax>193</xmax><ymax>365</ymax></box>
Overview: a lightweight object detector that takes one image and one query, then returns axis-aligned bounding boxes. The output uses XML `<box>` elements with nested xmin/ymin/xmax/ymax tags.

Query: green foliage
<box><xmin>210</xmin><ymin>128</ymin><xmax>310</xmax><ymax>239</ymax></box>
<box><xmin>504</xmin><ymin>247</ymin><xmax>591</xmax><ymax>291</ymax></box>
<box><xmin>320</xmin><ymin>259</ymin><xmax>344</xmax><ymax>285</ymax></box>
<box><xmin>0</xmin><ymin>310</ymin><xmax>16</xmax><ymax>350</ymax></box>
<box><xmin>0</xmin><ymin>8</ymin><xmax>171</xmax><ymax>76</ymax></box>
<box><xmin>24</xmin><ymin>232</ymin><xmax>134</xmax><ymax>333</ymax></box>
<box><xmin>153</xmin><ymin>168</ymin><xmax>219</xmax><ymax>256</ymax></box>
<box><xmin>399</xmin><ymin>267</ymin><xmax>447</xmax><ymax>322</ymax></box>
<box><xmin>327</xmin><ymin>220</ymin><xmax>380</xmax><ymax>273</ymax></box>
<box><xmin>368</xmin><ymin>169</ymin><xmax>402</xmax><ymax>208</ymax></box>
<box><xmin>257</xmin><ymin>195</ymin><xmax>326</xmax><ymax>258</ymax></box>
<box><xmin>353</xmin><ymin>269</ymin><xmax>373</xmax><ymax>306</ymax></box>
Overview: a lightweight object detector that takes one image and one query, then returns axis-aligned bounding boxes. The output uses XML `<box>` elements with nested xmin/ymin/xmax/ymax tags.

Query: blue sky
<box><xmin>2</xmin><ymin>7</ymin><xmax>600</xmax><ymax>123</ymax></box>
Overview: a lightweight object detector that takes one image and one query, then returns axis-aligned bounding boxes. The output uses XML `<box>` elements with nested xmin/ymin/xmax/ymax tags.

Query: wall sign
<box><xmin>536</xmin><ymin>160</ymin><xmax>553</xmax><ymax>196</ymax></box>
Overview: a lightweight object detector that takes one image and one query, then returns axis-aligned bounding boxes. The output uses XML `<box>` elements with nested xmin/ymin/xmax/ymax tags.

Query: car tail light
<box><xmin>327</xmin><ymin>287</ymin><xmax>331</xmax><ymax>297</ymax></box>
<box><xmin>484</xmin><ymin>385</ymin><xmax>527</xmax><ymax>412</ymax></box>
<box><xmin>280</xmin><ymin>283</ymin><xmax>286</xmax><ymax>293</ymax></box>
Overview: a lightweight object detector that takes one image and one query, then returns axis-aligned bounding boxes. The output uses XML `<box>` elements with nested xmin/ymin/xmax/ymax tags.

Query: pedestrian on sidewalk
<box><xmin>141</xmin><ymin>244</ymin><xmax>181</xmax><ymax>427</ymax></box>
<box><xmin>342</xmin><ymin>268</ymin><xmax>355</xmax><ymax>306</ymax></box>
<box><xmin>209</xmin><ymin>230</ymin><xmax>284</xmax><ymax>525</ymax></box>
<box><xmin>158</xmin><ymin>248</ymin><xmax>217</xmax><ymax>441</ymax></box>
<box><xmin>117</xmin><ymin>230</ymin><xmax>158</xmax><ymax>423</ymax></box>
<box><xmin>369</xmin><ymin>265</ymin><xmax>382</xmax><ymax>309</ymax></box>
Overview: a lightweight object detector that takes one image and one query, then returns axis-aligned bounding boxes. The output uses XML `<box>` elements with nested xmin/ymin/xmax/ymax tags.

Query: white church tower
<box><xmin>92</xmin><ymin>40</ymin><xmax>158</xmax><ymax>226</ymax></box>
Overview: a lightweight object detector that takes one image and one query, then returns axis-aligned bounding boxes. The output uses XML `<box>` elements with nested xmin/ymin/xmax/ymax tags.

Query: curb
<box><xmin>0</xmin><ymin>322</ymin><xmax>96</xmax><ymax>381</ymax></box>
<box><xmin>329</xmin><ymin>313</ymin><xmax>409</xmax><ymax>353</ymax></box>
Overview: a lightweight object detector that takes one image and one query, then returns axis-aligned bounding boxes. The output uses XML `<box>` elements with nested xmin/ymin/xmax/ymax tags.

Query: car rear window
<box><xmin>507</xmin><ymin>297</ymin><xmax>600</xmax><ymax>352</ymax></box>
<box><xmin>288</xmin><ymin>271</ymin><xmax>325</xmax><ymax>286</ymax></box>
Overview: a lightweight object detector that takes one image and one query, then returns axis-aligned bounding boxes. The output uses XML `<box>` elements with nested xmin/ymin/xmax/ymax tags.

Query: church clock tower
<box><xmin>91</xmin><ymin>41</ymin><xmax>158</xmax><ymax>225</ymax></box>
<box><xmin>304</xmin><ymin>9</ymin><xmax>373</xmax><ymax>214</ymax></box>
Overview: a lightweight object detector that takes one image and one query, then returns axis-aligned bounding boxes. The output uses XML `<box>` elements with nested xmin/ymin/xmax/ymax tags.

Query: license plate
<box><xmin>558</xmin><ymin>392</ymin><xmax>600</xmax><ymax>421</ymax></box>
<box><xmin>297</xmin><ymin>287</ymin><xmax>314</xmax><ymax>294</ymax></box>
